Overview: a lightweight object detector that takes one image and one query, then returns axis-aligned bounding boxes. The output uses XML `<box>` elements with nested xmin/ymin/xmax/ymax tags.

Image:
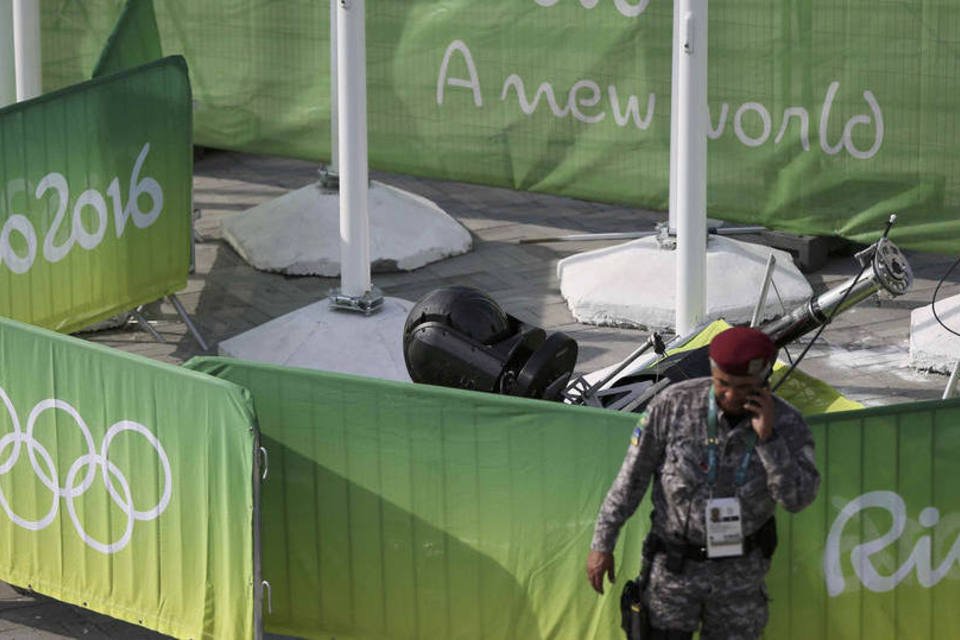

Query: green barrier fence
<box><xmin>0</xmin><ymin>55</ymin><xmax>192</xmax><ymax>333</ymax></box>
<box><xmin>770</xmin><ymin>400</ymin><xmax>960</xmax><ymax>640</ymax></box>
<box><xmin>40</xmin><ymin>1</ymin><xmax>960</xmax><ymax>253</ymax></box>
<box><xmin>0</xmin><ymin>318</ymin><xmax>259</xmax><ymax>639</ymax></box>
<box><xmin>186</xmin><ymin>356</ymin><xmax>643</xmax><ymax>640</ymax></box>
<box><xmin>189</xmin><ymin>356</ymin><xmax>960</xmax><ymax>639</ymax></box>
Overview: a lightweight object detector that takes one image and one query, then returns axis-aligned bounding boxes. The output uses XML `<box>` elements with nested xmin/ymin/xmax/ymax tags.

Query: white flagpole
<box><xmin>12</xmin><ymin>0</ymin><xmax>41</xmax><ymax>102</ymax></box>
<box><xmin>335</xmin><ymin>0</ymin><xmax>380</xmax><ymax>311</ymax></box>
<box><xmin>667</xmin><ymin>0</ymin><xmax>680</xmax><ymax>235</ymax></box>
<box><xmin>673</xmin><ymin>0</ymin><xmax>708</xmax><ymax>335</ymax></box>
<box><xmin>328</xmin><ymin>0</ymin><xmax>339</xmax><ymax>179</ymax></box>
<box><xmin>0</xmin><ymin>1</ymin><xmax>15</xmax><ymax>107</ymax></box>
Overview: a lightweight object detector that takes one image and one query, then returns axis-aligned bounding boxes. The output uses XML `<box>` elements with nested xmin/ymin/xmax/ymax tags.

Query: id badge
<box><xmin>705</xmin><ymin>497</ymin><xmax>743</xmax><ymax>558</ymax></box>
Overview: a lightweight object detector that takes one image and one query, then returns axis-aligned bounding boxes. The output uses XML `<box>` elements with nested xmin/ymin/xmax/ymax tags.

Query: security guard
<box><xmin>586</xmin><ymin>327</ymin><xmax>820</xmax><ymax>639</ymax></box>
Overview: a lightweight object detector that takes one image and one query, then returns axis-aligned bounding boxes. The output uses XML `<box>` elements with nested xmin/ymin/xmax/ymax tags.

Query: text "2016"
<box><xmin>0</xmin><ymin>143</ymin><xmax>162</xmax><ymax>275</ymax></box>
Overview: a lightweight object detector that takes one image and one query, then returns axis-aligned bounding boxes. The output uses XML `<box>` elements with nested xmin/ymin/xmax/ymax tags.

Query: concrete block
<box><xmin>910</xmin><ymin>293</ymin><xmax>960</xmax><ymax>373</ymax></box>
<box><xmin>222</xmin><ymin>181</ymin><xmax>472</xmax><ymax>276</ymax></box>
<box><xmin>557</xmin><ymin>235</ymin><xmax>813</xmax><ymax>330</ymax></box>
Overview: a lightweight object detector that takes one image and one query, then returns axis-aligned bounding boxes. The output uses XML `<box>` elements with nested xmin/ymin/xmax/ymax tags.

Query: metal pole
<box><xmin>331</xmin><ymin>0</ymin><xmax>381</xmax><ymax>313</ymax></box>
<box><xmin>667</xmin><ymin>0</ymin><xmax>680</xmax><ymax>235</ymax></box>
<box><xmin>580</xmin><ymin>333</ymin><xmax>662</xmax><ymax>402</ymax></box>
<box><xmin>674</xmin><ymin>0</ymin><xmax>708</xmax><ymax>335</ymax></box>
<box><xmin>252</xmin><ymin>440</ymin><xmax>263</xmax><ymax>640</ymax></box>
<box><xmin>518</xmin><ymin>225</ymin><xmax>766</xmax><ymax>245</ymax></box>
<box><xmin>0</xmin><ymin>1</ymin><xmax>15</xmax><ymax>107</ymax></box>
<box><xmin>12</xmin><ymin>0</ymin><xmax>41</xmax><ymax>101</ymax></box>
<box><xmin>519</xmin><ymin>231</ymin><xmax>657</xmax><ymax>244</ymax></box>
<box><xmin>130</xmin><ymin>308</ymin><xmax>165</xmax><ymax>343</ymax></box>
<box><xmin>319</xmin><ymin>0</ymin><xmax>339</xmax><ymax>188</ymax></box>
<box><xmin>329</xmin><ymin>0</ymin><xmax>339</xmax><ymax>178</ymax></box>
<box><xmin>337</xmin><ymin>0</ymin><xmax>370</xmax><ymax>299</ymax></box>
<box><xmin>750</xmin><ymin>254</ymin><xmax>777</xmax><ymax>327</ymax></box>
<box><xmin>168</xmin><ymin>294</ymin><xmax>210</xmax><ymax>351</ymax></box>
<box><xmin>944</xmin><ymin>360</ymin><xmax>960</xmax><ymax>400</ymax></box>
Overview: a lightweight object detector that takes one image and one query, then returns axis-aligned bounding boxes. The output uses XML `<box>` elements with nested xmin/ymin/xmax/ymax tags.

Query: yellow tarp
<box><xmin>667</xmin><ymin>320</ymin><xmax>863</xmax><ymax>415</ymax></box>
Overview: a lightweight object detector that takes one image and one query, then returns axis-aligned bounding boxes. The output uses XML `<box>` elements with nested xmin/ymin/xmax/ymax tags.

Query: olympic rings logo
<box><xmin>0</xmin><ymin>386</ymin><xmax>172</xmax><ymax>554</ymax></box>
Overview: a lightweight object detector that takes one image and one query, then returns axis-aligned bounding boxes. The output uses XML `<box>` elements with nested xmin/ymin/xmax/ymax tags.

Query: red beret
<box><xmin>709</xmin><ymin>327</ymin><xmax>776</xmax><ymax>377</ymax></box>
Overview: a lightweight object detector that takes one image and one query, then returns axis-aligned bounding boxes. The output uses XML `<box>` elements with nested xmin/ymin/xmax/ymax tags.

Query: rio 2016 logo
<box><xmin>0</xmin><ymin>385</ymin><xmax>171</xmax><ymax>554</ymax></box>
<box><xmin>0</xmin><ymin>142</ymin><xmax>163</xmax><ymax>275</ymax></box>
<box><xmin>824</xmin><ymin>490</ymin><xmax>960</xmax><ymax>596</ymax></box>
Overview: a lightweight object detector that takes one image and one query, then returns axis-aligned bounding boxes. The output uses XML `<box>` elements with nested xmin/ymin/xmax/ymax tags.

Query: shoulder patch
<box><xmin>630</xmin><ymin>426</ymin><xmax>641</xmax><ymax>447</ymax></box>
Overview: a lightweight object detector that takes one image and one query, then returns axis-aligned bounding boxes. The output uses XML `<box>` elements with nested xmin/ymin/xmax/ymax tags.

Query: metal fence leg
<box><xmin>168</xmin><ymin>294</ymin><xmax>209</xmax><ymax>351</ymax></box>
<box><xmin>130</xmin><ymin>307</ymin><xmax>166</xmax><ymax>343</ymax></box>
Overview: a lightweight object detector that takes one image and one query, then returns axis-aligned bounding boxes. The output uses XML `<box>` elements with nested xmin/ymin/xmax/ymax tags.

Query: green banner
<box><xmin>189</xmin><ymin>356</ymin><xmax>960</xmax><ymax>639</ymax></box>
<box><xmin>0</xmin><ymin>55</ymin><xmax>191</xmax><ymax>333</ymax></box>
<box><xmin>91</xmin><ymin>0</ymin><xmax>163</xmax><ymax>78</ymax></box>
<box><xmin>0</xmin><ymin>318</ymin><xmax>258</xmax><ymax>639</ymax></box>
<box><xmin>186</xmin><ymin>356</ymin><xmax>642</xmax><ymax>640</ymax></box>
<box><xmin>39</xmin><ymin>1</ymin><xmax>960</xmax><ymax>252</ymax></box>
<box><xmin>769</xmin><ymin>400</ymin><xmax>960</xmax><ymax>640</ymax></box>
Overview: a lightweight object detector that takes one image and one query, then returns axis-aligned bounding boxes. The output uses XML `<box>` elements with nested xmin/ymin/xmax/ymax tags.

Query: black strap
<box><xmin>649</xmin><ymin>516</ymin><xmax>776</xmax><ymax>562</ymax></box>
<box><xmin>647</xmin><ymin>629</ymin><xmax>694</xmax><ymax>640</ymax></box>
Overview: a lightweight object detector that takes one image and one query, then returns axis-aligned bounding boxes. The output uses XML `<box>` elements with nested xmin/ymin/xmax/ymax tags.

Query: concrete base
<box><xmin>910</xmin><ymin>293</ymin><xmax>960</xmax><ymax>373</ymax></box>
<box><xmin>557</xmin><ymin>235</ymin><xmax>813</xmax><ymax>330</ymax></box>
<box><xmin>222</xmin><ymin>181</ymin><xmax>472</xmax><ymax>276</ymax></box>
<box><xmin>218</xmin><ymin>296</ymin><xmax>413</xmax><ymax>382</ymax></box>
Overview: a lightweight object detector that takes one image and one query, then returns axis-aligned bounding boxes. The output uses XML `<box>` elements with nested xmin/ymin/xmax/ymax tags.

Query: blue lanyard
<box><xmin>706</xmin><ymin>390</ymin><xmax>758</xmax><ymax>488</ymax></box>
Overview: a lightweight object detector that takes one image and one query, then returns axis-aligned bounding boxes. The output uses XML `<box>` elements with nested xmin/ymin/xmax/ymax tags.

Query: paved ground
<box><xmin>2</xmin><ymin>149</ymin><xmax>958</xmax><ymax>638</ymax></box>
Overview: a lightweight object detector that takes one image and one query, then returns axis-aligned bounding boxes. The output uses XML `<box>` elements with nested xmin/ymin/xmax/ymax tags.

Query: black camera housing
<box><xmin>403</xmin><ymin>287</ymin><xmax>578</xmax><ymax>401</ymax></box>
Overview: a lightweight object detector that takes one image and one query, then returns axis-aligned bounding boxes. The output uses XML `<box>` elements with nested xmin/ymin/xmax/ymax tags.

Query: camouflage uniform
<box><xmin>591</xmin><ymin>377</ymin><xmax>820</xmax><ymax>639</ymax></box>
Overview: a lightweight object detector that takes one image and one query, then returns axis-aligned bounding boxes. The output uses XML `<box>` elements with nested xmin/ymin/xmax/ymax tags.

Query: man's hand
<box><xmin>744</xmin><ymin>386</ymin><xmax>775</xmax><ymax>441</ymax></box>
<box><xmin>586</xmin><ymin>550</ymin><xmax>615</xmax><ymax>594</ymax></box>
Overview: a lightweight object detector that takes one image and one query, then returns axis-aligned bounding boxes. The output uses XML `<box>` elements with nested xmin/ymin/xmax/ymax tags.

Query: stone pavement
<box><xmin>2</xmin><ymin>149</ymin><xmax>958</xmax><ymax>638</ymax></box>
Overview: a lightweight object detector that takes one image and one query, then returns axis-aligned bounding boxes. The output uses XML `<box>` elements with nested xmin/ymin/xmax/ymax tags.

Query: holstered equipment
<box><xmin>620</xmin><ymin>577</ymin><xmax>647</xmax><ymax>640</ymax></box>
<box><xmin>620</xmin><ymin>534</ymin><xmax>658</xmax><ymax>640</ymax></box>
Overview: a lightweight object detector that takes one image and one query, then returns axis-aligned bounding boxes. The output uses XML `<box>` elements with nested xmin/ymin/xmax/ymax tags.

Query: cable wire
<box><xmin>772</xmin><ymin>260</ymin><xmax>872</xmax><ymax>393</ymax></box>
<box><xmin>931</xmin><ymin>255</ymin><xmax>960</xmax><ymax>338</ymax></box>
<box><xmin>772</xmin><ymin>215</ymin><xmax>899</xmax><ymax>392</ymax></box>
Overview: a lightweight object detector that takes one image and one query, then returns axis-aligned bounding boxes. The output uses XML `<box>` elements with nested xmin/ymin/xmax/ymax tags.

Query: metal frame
<box><xmin>127</xmin><ymin>295</ymin><xmax>210</xmax><ymax>351</ymax></box>
<box><xmin>168</xmin><ymin>294</ymin><xmax>209</xmax><ymax>351</ymax></box>
<box><xmin>252</xmin><ymin>436</ymin><xmax>267</xmax><ymax>639</ymax></box>
<box><xmin>750</xmin><ymin>253</ymin><xmax>777</xmax><ymax>327</ymax></box>
<box><xmin>944</xmin><ymin>361</ymin><xmax>960</xmax><ymax>400</ymax></box>
<box><xmin>329</xmin><ymin>284</ymin><xmax>384</xmax><ymax>315</ymax></box>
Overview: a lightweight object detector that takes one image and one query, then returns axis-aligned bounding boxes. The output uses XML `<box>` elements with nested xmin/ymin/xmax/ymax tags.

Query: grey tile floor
<box><xmin>2</xmin><ymin>149</ymin><xmax>958</xmax><ymax>638</ymax></box>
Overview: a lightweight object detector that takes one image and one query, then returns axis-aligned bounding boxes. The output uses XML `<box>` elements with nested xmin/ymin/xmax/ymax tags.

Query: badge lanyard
<box><xmin>706</xmin><ymin>390</ymin><xmax>758</xmax><ymax>489</ymax></box>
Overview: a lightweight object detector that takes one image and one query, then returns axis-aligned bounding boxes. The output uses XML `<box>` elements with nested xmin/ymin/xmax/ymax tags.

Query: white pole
<box><xmin>337</xmin><ymin>0</ymin><xmax>370</xmax><ymax>298</ymax></box>
<box><xmin>12</xmin><ymin>0</ymin><xmax>41</xmax><ymax>102</ymax></box>
<box><xmin>0</xmin><ymin>1</ymin><xmax>15</xmax><ymax>107</ymax></box>
<box><xmin>673</xmin><ymin>0</ymin><xmax>708</xmax><ymax>335</ymax></box>
<box><xmin>667</xmin><ymin>0</ymin><xmax>680</xmax><ymax>235</ymax></box>
<box><xmin>328</xmin><ymin>0</ymin><xmax>339</xmax><ymax>177</ymax></box>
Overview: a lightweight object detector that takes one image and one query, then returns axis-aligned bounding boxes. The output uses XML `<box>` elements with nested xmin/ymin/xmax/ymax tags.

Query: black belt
<box><xmin>648</xmin><ymin>518</ymin><xmax>775</xmax><ymax>563</ymax></box>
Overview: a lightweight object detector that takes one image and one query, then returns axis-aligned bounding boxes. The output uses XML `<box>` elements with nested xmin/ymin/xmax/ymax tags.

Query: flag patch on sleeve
<box><xmin>631</xmin><ymin>411</ymin><xmax>649</xmax><ymax>446</ymax></box>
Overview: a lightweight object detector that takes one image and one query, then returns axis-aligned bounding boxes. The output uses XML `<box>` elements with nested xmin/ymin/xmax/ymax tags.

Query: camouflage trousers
<box><xmin>642</xmin><ymin>547</ymin><xmax>771</xmax><ymax>640</ymax></box>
